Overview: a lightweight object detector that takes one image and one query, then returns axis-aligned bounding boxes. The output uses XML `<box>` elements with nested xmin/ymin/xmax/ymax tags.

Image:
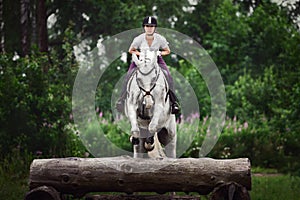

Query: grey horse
<box><xmin>124</xmin><ymin>50</ymin><xmax>177</xmax><ymax>158</ymax></box>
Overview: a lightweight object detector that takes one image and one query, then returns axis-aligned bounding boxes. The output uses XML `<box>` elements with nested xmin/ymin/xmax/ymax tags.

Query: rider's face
<box><xmin>144</xmin><ymin>25</ymin><xmax>156</xmax><ymax>35</ymax></box>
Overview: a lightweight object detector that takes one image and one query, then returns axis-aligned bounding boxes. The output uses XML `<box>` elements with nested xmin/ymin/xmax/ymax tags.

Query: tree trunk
<box><xmin>2</xmin><ymin>0</ymin><xmax>21</xmax><ymax>53</ymax></box>
<box><xmin>29</xmin><ymin>156</ymin><xmax>251</xmax><ymax>197</ymax></box>
<box><xmin>30</xmin><ymin>0</ymin><xmax>37</xmax><ymax>48</ymax></box>
<box><xmin>37</xmin><ymin>0</ymin><xmax>48</xmax><ymax>53</ymax></box>
<box><xmin>20</xmin><ymin>0</ymin><xmax>30</xmax><ymax>56</ymax></box>
<box><xmin>0</xmin><ymin>0</ymin><xmax>4</xmax><ymax>53</ymax></box>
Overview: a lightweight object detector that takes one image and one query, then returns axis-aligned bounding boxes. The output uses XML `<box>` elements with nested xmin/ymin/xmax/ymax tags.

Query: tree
<box><xmin>0</xmin><ymin>0</ymin><xmax>4</xmax><ymax>53</ymax></box>
<box><xmin>3</xmin><ymin>0</ymin><xmax>21</xmax><ymax>54</ymax></box>
<box><xmin>37</xmin><ymin>0</ymin><xmax>48</xmax><ymax>53</ymax></box>
<box><xmin>175</xmin><ymin>0</ymin><xmax>223</xmax><ymax>44</ymax></box>
<box><xmin>20</xmin><ymin>0</ymin><xmax>30</xmax><ymax>56</ymax></box>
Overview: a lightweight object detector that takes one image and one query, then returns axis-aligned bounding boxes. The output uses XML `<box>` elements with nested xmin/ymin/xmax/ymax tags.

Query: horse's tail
<box><xmin>148</xmin><ymin>132</ymin><xmax>166</xmax><ymax>158</ymax></box>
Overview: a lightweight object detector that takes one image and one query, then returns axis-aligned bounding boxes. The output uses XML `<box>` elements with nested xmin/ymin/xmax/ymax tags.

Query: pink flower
<box><xmin>203</xmin><ymin>115</ymin><xmax>208</xmax><ymax>126</ymax></box>
<box><xmin>233</xmin><ymin>116</ymin><xmax>237</xmax><ymax>122</ymax></box>
<box><xmin>243</xmin><ymin>122</ymin><xmax>249</xmax><ymax>129</ymax></box>
<box><xmin>36</xmin><ymin>150</ymin><xmax>43</xmax><ymax>156</ymax></box>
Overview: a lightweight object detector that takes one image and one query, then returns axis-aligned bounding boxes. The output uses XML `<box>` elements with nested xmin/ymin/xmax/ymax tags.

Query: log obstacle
<box><xmin>25</xmin><ymin>156</ymin><xmax>251</xmax><ymax>200</ymax></box>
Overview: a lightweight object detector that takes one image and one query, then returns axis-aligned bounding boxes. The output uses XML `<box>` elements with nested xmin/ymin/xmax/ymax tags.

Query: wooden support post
<box><xmin>27</xmin><ymin>156</ymin><xmax>251</xmax><ymax>199</ymax></box>
<box><xmin>24</xmin><ymin>185</ymin><xmax>61</xmax><ymax>200</ymax></box>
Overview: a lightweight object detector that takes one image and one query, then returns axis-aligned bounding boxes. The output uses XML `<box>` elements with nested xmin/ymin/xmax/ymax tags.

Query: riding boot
<box><xmin>160</xmin><ymin>68</ymin><xmax>181</xmax><ymax>115</ymax></box>
<box><xmin>168</xmin><ymin>90</ymin><xmax>181</xmax><ymax>115</ymax></box>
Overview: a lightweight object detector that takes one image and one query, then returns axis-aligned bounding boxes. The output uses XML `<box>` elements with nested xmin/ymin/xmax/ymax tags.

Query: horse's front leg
<box><xmin>126</xmin><ymin>95</ymin><xmax>144</xmax><ymax>158</ymax></box>
<box><xmin>127</xmin><ymin>107</ymin><xmax>141</xmax><ymax>158</ymax></box>
<box><xmin>126</xmin><ymin>93</ymin><xmax>139</xmax><ymax>135</ymax></box>
<box><xmin>162</xmin><ymin>115</ymin><xmax>176</xmax><ymax>158</ymax></box>
<box><xmin>131</xmin><ymin>137</ymin><xmax>146</xmax><ymax>158</ymax></box>
<box><xmin>148</xmin><ymin>103</ymin><xmax>164</xmax><ymax>134</ymax></box>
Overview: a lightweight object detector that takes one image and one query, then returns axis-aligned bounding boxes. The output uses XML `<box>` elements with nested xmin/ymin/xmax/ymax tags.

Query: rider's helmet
<box><xmin>142</xmin><ymin>16</ymin><xmax>157</xmax><ymax>27</ymax></box>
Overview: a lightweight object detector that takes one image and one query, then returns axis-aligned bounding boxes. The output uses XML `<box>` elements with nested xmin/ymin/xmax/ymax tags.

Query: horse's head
<box><xmin>132</xmin><ymin>50</ymin><xmax>159</xmax><ymax>109</ymax></box>
<box><xmin>132</xmin><ymin>50</ymin><xmax>158</xmax><ymax>73</ymax></box>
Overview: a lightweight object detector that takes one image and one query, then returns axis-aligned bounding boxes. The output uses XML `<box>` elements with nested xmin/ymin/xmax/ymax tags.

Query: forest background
<box><xmin>0</xmin><ymin>0</ymin><xmax>300</xmax><ymax>199</ymax></box>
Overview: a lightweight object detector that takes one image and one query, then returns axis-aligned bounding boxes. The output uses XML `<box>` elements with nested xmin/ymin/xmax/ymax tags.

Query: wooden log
<box><xmin>28</xmin><ymin>156</ymin><xmax>251</xmax><ymax>197</ymax></box>
<box><xmin>24</xmin><ymin>185</ymin><xmax>61</xmax><ymax>200</ymax></box>
<box><xmin>210</xmin><ymin>182</ymin><xmax>250</xmax><ymax>200</ymax></box>
<box><xmin>85</xmin><ymin>194</ymin><xmax>201</xmax><ymax>200</ymax></box>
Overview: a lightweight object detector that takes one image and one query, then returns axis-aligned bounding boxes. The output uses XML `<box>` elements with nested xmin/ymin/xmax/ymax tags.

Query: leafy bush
<box><xmin>182</xmin><ymin>114</ymin><xmax>300</xmax><ymax>175</ymax></box>
<box><xmin>0</xmin><ymin>52</ymin><xmax>77</xmax><ymax>158</ymax></box>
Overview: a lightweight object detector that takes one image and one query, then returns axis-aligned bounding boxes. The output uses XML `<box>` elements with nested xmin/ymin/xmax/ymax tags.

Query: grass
<box><xmin>0</xmin><ymin>150</ymin><xmax>33</xmax><ymax>200</ymax></box>
<box><xmin>250</xmin><ymin>174</ymin><xmax>300</xmax><ymax>200</ymax></box>
<box><xmin>251</xmin><ymin>167</ymin><xmax>279</xmax><ymax>174</ymax></box>
<box><xmin>0</xmin><ymin>173</ymin><xmax>28</xmax><ymax>199</ymax></box>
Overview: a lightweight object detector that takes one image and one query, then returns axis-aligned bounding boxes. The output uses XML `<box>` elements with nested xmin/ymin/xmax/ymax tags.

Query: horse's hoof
<box><xmin>130</xmin><ymin>136</ymin><xmax>140</xmax><ymax>145</ymax></box>
<box><xmin>144</xmin><ymin>142</ymin><xmax>155</xmax><ymax>151</ymax></box>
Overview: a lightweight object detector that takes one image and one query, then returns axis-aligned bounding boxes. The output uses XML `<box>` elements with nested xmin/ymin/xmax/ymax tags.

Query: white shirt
<box><xmin>129</xmin><ymin>33</ymin><xmax>169</xmax><ymax>52</ymax></box>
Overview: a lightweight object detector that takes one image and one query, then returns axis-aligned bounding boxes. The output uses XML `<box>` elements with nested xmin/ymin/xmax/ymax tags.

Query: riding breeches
<box><xmin>126</xmin><ymin>56</ymin><xmax>175</xmax><ymax>91</ymax></box>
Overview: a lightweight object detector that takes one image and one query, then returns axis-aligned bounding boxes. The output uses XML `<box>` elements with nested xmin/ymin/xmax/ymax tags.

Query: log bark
<box><xmin>85</xmin><ymin>194</ymin><xmax>201</xmax><ymax>200</ymax></box>
<box><xmin>29</xmin><ymin>156</ymin><xmax>251</xmax><ymax>197</ymax></box>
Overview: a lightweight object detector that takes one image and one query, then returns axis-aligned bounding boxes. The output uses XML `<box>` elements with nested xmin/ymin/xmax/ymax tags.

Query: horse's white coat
<box><xmin>125</xmin><ymin>50</ymin><xmax>176</xmax><ymax>158</ymax></box>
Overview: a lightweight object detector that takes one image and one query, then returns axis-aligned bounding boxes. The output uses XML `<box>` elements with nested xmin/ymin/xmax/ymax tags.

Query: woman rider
<box><xmin>116</xmin><ymin>16</ymin><xmax>180</xmax><ymax>114</ymax></box>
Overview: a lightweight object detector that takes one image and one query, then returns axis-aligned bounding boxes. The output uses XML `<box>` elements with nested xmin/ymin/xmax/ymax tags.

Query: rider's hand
<box><xmin>134</xmin><ymin>50</ymin><xmax>140</xmax><ymax>56</ymax></box>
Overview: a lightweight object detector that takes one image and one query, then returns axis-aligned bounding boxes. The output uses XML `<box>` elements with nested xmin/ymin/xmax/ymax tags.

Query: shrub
<box><xmin>0</xmin><ymin>52</ymin><xmax>76</xmax><ymax>158</ymax></box>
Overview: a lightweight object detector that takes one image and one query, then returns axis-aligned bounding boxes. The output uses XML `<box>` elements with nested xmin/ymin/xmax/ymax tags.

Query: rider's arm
<box><xmin>129</xmin><ymin>47</ymin><xmax>140</xmax><ymax>56</ymax></box>
<box><xmin>160</xmin><ymin>47</ymin><xmax>170</xmax><ymax>56</ymax></box>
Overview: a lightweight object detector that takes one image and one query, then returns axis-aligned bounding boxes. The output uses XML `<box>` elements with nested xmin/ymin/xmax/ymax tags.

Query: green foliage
<box><xmin>0</xmin><ymin>51</ymin><xmax>77</xmax><ymax>157</ymax></box>
<box><xmin>227</xmin><ymin>67</ymin><xmax>280</xmax><ymax>121</ymax></box>
<box><xmin>204</xmin><ymin>0</ymin><xmax>300</xmax><ymax>84</ymax></box>
<box><xmin>83</xmin><ymin>117</ymin><xmax>132</xmax><ymax>157</ymax></box>
<box><xmin>182</xmin><ymin>114</ymin><xmax>300</xmax><ymax>175</ymax></box>
<box><xmin>250</xmin><ymin>175</ymin><xmax>300</xmax><ymax>200</ymax></box>
<box><xmin>95</xmin><ymin>58</ymin><xmax>128</xmax><ymax>112</ymax></box>
<box><xmin>0</xmin><ymin>149</ymin><xmax>33</xmax><ymax>200</ymax></box>
<box><xmin>203</xmin><ymin>0</ymin><xmax>253</xmax><ymax>83</ymax></box>
<box><xmin>0</xmin><ymin>0</ymin><xmax>299</xmax><ymax>182</ymax></box>
<box><xmin>177</xmin><ymin>59</ymin><xmax>211</xmax><ymax>116</ymax></box>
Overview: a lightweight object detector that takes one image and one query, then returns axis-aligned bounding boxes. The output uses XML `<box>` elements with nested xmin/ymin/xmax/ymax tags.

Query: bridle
<box><xmin>135</xmin><ymin>57</ymin><xmax>161</xmax><ymax>101</ymax></box>
<box><xmin>134</xmin><ymin>57</ymin><xmax>162</xmax><ymax>120</ymax></box>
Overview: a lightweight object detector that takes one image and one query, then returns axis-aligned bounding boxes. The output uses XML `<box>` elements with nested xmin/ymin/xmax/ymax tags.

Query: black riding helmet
<box><xmin>142</xmin><ymin>16</ymin><xmax>157</xmax><ymax>27</ymax></box>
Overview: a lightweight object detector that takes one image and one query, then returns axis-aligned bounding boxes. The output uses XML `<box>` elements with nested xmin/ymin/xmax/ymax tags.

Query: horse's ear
<box><xmin>132</xmin><ymin>53</ymin><xmax>140</xmax><ymax>66</ymax></box>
